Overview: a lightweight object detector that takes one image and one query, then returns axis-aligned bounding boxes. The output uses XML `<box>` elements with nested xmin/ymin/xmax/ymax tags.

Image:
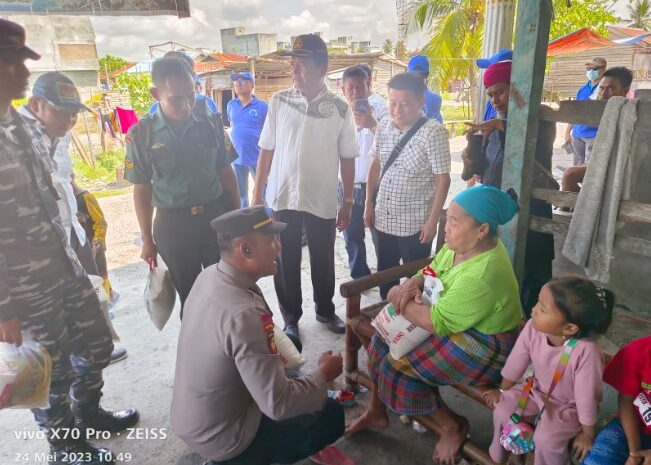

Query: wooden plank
<box><xmin>530</xmin><ymin>216</ymin><xmax>651</xmax><ymax>258</ymax></box>
<box><xmin>620</xmin><ymin>201</ymin><xmax>651</xmax><ymax>224</ymax></box>
<box><xmin>531</xmin><ymin>188</ymin><xmax>651</xmax><ymax>224</ymax></box>
<box><xmin>532</xmin><ymin>188</ymin><xmax>578</xmax><ymax>209</ymax></box>
<box><xmin>539</xmin><ymin>100</ymin><xmax>606</xmax><ymax>126</ymax></box>
<box><xmin>500</xmin><ymin>0</ymin><xmax>553</xmax><ymax>282</ymax></box>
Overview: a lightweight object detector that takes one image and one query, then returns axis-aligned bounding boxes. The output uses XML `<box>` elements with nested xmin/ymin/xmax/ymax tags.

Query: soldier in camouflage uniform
<box><xmin>0</xmin><ymin>19</ymin><xmax>138</xmax><ymax>465</ymax></box>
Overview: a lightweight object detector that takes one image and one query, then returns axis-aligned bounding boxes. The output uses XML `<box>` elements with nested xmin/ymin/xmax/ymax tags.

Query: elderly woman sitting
<box><xmin>347</xmin><ymin>185</ymin><xmax>523</xmax><ymax>464</ymax></box>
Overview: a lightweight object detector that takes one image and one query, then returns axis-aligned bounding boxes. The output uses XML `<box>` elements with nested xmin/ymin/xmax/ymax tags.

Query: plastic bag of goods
<box><xmin>371</xmin><ymin>266</ymin><xmax>444</xmax><ymax>360</ymax></box>
<box><xmin>274</xmin><ymin>326</ymin><xmax>307</xmax><ymax>369</ymax></box>
<box><xmin>0</xmin><ymin>338</ymin><xmax>52</xmax><ymax>410</ymax></box>
<box><xmin>88</xmin><ymin>275</ymin><xmax>120</xmax><ymax>341</ymax></box>
<box><xmin>144</xmin><ymin>256</ymin><xmax>177</xmax><ymax>331</ymax></box>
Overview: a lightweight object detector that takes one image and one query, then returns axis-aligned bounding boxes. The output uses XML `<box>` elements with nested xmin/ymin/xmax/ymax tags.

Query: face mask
<box><xmin>586</xmin><ymin>69</ymin><xmax>600</xmax><ymax>81</ymax></box>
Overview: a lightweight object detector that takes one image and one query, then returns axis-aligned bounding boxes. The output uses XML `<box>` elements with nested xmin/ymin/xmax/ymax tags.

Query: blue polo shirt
<box><xmin>571</xmin><ymin>81</ymin><xmax>599</xmax><ymax>139</ymax></box>
<box><xmin>148</xmin><ymin>94</ymin><xmax>219</xmax><ymax>115</ymax></box>
<box><xmin>424</xmin><ymin>89</ymin><xmax>443</xmax><ymax>123</ymax></box>
<box><xmin>226</xmin><ymin>96</ymin><xmax>268</xmax><ymax>166</ymax></box>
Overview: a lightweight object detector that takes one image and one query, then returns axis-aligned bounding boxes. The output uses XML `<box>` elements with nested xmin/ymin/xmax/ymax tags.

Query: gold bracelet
<box><xmin>344</xmin><ymin>197</ymin><xmax>354</xmax><ymax>204</ymax></box>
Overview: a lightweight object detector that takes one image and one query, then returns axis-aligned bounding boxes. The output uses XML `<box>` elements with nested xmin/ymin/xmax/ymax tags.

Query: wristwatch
<box><xmin>344</xmin><ymin>197</ymin><xmax>354</xmax><ymax>205</ymax></box>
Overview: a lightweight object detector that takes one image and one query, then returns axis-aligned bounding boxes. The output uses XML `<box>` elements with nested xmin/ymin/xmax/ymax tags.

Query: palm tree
<box><xmin>395</xmin><ymin>40</ymin><xmax>408</xmax><ymax>60</ymax></box>
<box><xmin>408</xmin><ymin>0</ymin><xmax>484</xmax><ymax>114</ymax></box>
<box><xmin>628</xmin><ymin>0</ymin><xmax>651</xmax><ymax>30</ymax></box>
<box><xmin>383</xmin><ymin>39</ymin><xmax>394</xmax><ymax>55</ymax></box>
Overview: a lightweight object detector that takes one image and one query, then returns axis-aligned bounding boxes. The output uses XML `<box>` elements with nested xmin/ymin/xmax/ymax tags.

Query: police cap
<box><xmin>210</xmin><ymin>206</ymin><xmax>286</xmax><ymax>238</ymax></box>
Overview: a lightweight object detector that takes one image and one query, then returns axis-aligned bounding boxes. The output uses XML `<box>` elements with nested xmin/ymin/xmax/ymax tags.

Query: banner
<box><xmin>0</xmin><ymin>1</ymin><xmax>190</xmax><ymax>17</ymax></box>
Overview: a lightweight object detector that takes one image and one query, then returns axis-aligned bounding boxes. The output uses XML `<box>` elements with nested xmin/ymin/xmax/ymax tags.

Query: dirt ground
<box><xmin>2</xmin><ymin>130</ymin><xmax>650</xmax><ymax>465</ymax></box>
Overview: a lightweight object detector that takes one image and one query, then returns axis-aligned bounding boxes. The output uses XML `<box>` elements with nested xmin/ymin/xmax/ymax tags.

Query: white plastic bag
<box><xmin>0</xmin><ymin>338</ymin><xmax>52</xmax><ymax>410</ymax></box>
<box><xmin>88</xmin><ymin>275</ymin><xmax>120</xmax><ymax>341</ymax></box>
<box><xmin>144</xmin><ymin>256</ymin><xmax>177</xmax><ymax>331</ymax></box>
<box><xmin>273</xmin><ymin>326</ymin><xmax>307</xmax><ymax>369</ymax></box>
<box><xmin>372</xmin><ymin>267</ymin><xmax>444</xmax><ymax>360</ymax></box>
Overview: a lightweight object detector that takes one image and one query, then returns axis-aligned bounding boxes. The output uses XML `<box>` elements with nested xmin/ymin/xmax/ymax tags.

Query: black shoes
<box><xmin>49</xmin><ymin>440</ymin><xmax>115</xmax><ymax>465</ymax></box>
<box><xmin>75</xmin><ymin>406</ymin><xmax>140</xmax><ymax>433</ymax></box>
<box><xmin>283</xmin><ymin>324</ymin><xmax>302</xmax><ymax>352</ymax></box>
<box><xmin>316</xmin><ymin>314</ymin><xmax>346</xmax><ymax>334</ymax></box>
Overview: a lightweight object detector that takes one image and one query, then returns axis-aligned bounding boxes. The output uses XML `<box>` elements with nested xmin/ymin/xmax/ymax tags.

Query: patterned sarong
<box><xmin>367</xmin><ymin>328</ymin><xmax>518</xmax><ymax>415</ymax></box>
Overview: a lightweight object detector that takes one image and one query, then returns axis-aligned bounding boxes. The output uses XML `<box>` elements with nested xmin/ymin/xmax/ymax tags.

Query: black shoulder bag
<box><xmin>373</xmin><ymin>116</ymin><xmax>428</xmax><ymax>205</ymax></box>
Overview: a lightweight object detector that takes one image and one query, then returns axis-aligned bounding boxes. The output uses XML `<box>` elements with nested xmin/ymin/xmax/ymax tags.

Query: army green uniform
<box><xmin>125</xmin><ymin>101</ymin><xmax>237</xmax><ymax>309</ymax></box>
<box><xmin>0</xmin><ymin>108</ymin><xmax>113</xmax><ymax>441</ymax></box>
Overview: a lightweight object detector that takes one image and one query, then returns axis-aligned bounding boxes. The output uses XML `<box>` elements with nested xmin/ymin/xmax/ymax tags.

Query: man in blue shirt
<box><xmin>566</xmin><ymin>56</ymin><xmax>607</xmax><ymax>165</ymax></box>
<box><xmin>227</xmin><ymin>72</ymin><xmax>268</xmax><ymax>207</ymax></box>
<box><xmin>407</xmin><ymin>55</ymin><xmax>443</xmax><ymax>123</ymax></box>
<box><xmin>476</xmin><ymin>49</ymin><xmax>512</xmax><ymax>121</ymax></box>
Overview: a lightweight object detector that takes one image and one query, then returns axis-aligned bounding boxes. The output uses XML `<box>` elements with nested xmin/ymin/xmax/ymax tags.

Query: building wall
<box><xmin>4</xmin><ymin>14</ymin><xmax>99</xmax><ymax>87</ymax></box>
<box><xmin>221</xmin><ymin>28</ymin><xmax>277</xmax><ymax>57</ymax></box>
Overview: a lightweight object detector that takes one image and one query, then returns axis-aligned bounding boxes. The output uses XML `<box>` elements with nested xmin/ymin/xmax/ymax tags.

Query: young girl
<box><xmin>484</xmin><ymin>275</ymin><xmax>614</xmax><ymax>465</ymax></box>
<box><xmin>581</xmin><ymin>335</ymin><xmax>651</xmax><ymax>465</ymax></box>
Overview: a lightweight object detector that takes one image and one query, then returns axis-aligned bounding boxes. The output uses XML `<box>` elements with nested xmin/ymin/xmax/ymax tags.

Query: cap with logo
<box><xmin>231</xmin><ymin>72</ymin><xmax>255</xmax><ymax>84</ymax></box>
<box><xmin>407</xmin><ymin>55</ymin><xmax>430</xmax><ymax>75</ymax></box>
<box><xmin>32</xmin><ymin>72</ymin><xmax>91</xmax><ymax>111</ymax></box>
<box><xmin>0</xmin><ymin>18</ymin><xmax>40</xmax><ymax>61</ymax></box>
<box><xmin>585</xmin><ymin>57</ymin><xmax>607</xmax><ymax>69</ymax></box>
<box><xmin>210</xmin><ymin>206</ymin><xmax>286</xmax><ymax>238</ymax></box>
<box><xmin>281</xmin><ymin>34</ymin><xmax>328</xmax><ymax>58</ymax></box>
<box><xmin>476</xmin><ymin>49</ymin><xmax>513</xmax><ymax>69</ymax></box>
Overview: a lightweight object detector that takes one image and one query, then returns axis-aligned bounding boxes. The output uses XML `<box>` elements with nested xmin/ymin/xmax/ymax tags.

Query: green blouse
<box><xmin>418</xmin><ymin>240</ymin><xmax>522</xmax><ymax>337</ymax></box>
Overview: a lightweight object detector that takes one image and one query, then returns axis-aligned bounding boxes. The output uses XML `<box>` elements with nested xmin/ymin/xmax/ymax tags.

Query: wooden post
<box><xmin>500</xmin><ymin>0</ymin><xmax>553</xmax><ymax>281</ymax></box>
<box><xmin>344</xmin><ymin>294</ymin><xmax>362</xmax><ymax>391</ymax></box>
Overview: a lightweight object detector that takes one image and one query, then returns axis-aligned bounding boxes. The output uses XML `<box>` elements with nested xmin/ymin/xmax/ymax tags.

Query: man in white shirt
<box><xmin>339</xmin><ymin>65</ymin><xmax>387</xmax><ymax>279</ymax></box>
<box><xmin>252</xmin><ymin>34</ymin><xmax>359</xmax><ymax>341</ymax></box>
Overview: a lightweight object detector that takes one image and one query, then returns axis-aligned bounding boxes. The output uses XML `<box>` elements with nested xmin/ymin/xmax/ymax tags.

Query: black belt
<box><xmin>157</xmin><ymin>197</ymin><xmax>223</xmax><ymax>216</ymax></box>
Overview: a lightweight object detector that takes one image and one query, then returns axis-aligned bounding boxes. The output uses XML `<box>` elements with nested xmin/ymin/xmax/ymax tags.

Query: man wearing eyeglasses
<box><xmin>565</xmin><ymin>57</ymin><xmax>607</xmax><ymax>165</ymax></box>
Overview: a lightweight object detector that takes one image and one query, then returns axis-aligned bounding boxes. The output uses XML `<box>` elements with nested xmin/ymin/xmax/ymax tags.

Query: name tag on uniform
<box><xmin>634</xmin><ymin>391</ymin><xmax>651</xmax><ymax>427</ymax></box>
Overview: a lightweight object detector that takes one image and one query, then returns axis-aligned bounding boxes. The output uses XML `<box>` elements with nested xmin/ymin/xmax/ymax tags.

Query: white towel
<box><xmin>562</xmin><ymin>97</ymin><xmax>638</xmax><ymax>282</ymax></box>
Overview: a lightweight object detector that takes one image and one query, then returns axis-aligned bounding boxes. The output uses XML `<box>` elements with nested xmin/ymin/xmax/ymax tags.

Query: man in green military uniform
<box><xmin>125</xmin><ymin>56</ymin><xmax>240</xmax><ymax>313</ymax></box>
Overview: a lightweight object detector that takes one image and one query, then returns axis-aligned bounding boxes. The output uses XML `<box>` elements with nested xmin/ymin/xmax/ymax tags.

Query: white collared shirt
<box><xmin>259</xmin><ymin>86</ymin><xmax>359</xmax><ymax>219</ymax></box>
<box><xmin>372</xmin><ymin>117</ymin><xmax>451</xmax><ymax>237</ymax></box>
<box><xmin>18</xmin><ymin>107</ymin><xmax>86</xmax><ymax>246</ymax></box>
<box><xmin>355</xmin><ymin>94</ymin><xmax>388</xmax><ymax>184</ymax></box>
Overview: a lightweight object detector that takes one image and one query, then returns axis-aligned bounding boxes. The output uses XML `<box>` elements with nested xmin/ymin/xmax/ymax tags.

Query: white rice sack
<box><xmin>274</xmin><ymin>326</ymin><xmax>307</xmax><ymax>369</ymax></box>
<box><xmin>88</xmin><ymin>275</ymin><xmax>120</xmax><ymax>341</ymax></box>
<box><xmin>0</xmin><ymin>338</ymin><xmax>52</xmax><ymax>410</ymax></box>
<box><xmin>371</xmin><ymin>272</ymin><xmax>444</xmax><ymax>360</ymax></box>
<box><xmin>144</xmin><ymin>257</ymin><xmax>177</xmax><ymax>331</ymax></box>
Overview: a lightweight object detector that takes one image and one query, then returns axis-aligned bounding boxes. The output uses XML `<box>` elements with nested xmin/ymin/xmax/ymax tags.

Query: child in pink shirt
<box><xmin>484</xmin><ymin>275</ymin><xmax>614</xmax><ymax>465</ymax></box>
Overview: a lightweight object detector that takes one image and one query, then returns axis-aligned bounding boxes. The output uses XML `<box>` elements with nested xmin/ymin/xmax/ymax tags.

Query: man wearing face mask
<box><xmin>565</xmin><ymin>57</ymin><xmax>607</xmax><ymax>165</ymax></box>
<box><xmin>125</xmin><ymin>56</ymin><xmax>240</xmax><ymax>316</ymax></box>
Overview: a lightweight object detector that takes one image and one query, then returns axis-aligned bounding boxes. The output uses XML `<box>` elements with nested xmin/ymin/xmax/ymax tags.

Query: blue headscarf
<box><xmin>453</xmin><ymin>185</ymin><xmax>519</xmax><ymax>231</ymax></box>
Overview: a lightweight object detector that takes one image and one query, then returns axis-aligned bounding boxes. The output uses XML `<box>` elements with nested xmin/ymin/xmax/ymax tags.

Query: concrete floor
<box><xmin>2</xmin><ymin>130</ymin><xmax>650</xmax><ymax>465</ymax></box>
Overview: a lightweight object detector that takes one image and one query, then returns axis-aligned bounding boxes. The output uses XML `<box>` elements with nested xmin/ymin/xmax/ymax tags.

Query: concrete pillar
<box><xmin>476</xmin><ymin>0</ymin><xmax>516</xmax><ymax>121</ymax></box>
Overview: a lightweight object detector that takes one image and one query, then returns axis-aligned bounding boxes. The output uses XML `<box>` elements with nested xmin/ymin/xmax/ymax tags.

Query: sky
<box><xmin>91</xmin><ymin>0</ymin><xmax>634</xmax><ymax>62</ymax></box>
<box><xmin>92</xmin><ymin>0</ymin><xmax>400</xmax><ymax>61</ymax></box>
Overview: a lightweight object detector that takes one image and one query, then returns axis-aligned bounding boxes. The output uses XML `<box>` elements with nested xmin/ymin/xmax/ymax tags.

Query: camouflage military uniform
<box><xmin>0</xmin><ymin>108</ymin><xmax>113</xmax><ymax>438</ymax></box>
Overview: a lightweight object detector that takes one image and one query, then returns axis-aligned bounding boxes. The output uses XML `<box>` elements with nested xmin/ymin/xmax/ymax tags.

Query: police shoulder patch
<box><xmin>125</xmin><ymin>158</ymin><xmax>134</xmax><ymax>170</ymax></box>
<box><xmin>260</xmin><ymin>313</ymin><xmax>277</xmax><ymax>354</ymax></box>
